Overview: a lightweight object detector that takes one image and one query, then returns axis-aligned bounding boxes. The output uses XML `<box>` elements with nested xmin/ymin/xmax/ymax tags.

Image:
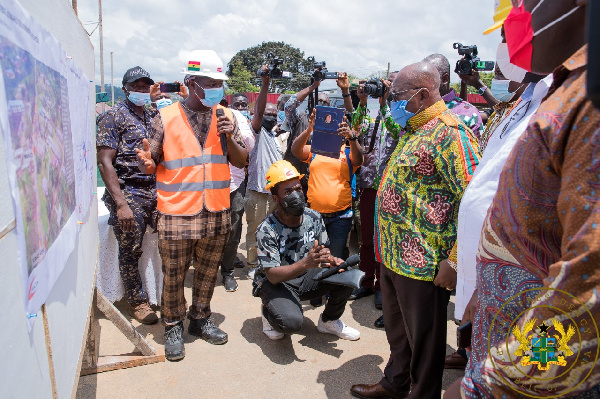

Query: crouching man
<box><xmin>254</xmin><ymin>160</ymin><xmax>360</xmax><ymax>341</ymax></box>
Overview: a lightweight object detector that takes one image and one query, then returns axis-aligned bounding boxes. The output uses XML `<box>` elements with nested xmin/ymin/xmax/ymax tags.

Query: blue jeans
<box><xmin>322</xmin><ymin>214</ymin><xmax>353</xmax><ymax>259</ymax></box>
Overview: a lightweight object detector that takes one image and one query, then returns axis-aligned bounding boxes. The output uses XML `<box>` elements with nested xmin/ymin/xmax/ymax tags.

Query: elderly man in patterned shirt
<box><xmin>351</xmin><ymin>61</ymin><xmax>480</xmax><ymax>399</ymax></box>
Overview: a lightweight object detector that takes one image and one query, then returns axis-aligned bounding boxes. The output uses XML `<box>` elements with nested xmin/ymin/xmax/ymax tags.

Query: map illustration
<box><xmin>0</xmin><ymin>36</ymin><xmax>76</xmax><ymax>273</ymax></box>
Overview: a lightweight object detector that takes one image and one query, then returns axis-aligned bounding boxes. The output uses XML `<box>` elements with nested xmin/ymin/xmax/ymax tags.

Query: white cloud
<box><xmin>77</xmin><ymin>0</ymin><xmax>501</xmax><ymax>87</ymax></box>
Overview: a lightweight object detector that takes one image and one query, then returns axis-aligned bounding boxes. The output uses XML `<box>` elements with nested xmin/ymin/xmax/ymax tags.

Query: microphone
<box><xmin>215</xmin><ymin>108</ymin><xmax>227</xmax><ymax>156</ymax></box>
<box><xmin>312</xmin><ymin>254</ymin><xmax>360</xmax><ymax>281</ymax></box>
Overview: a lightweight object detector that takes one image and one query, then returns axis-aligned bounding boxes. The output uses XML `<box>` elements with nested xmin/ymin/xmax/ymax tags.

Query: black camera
<box><xmin>453</xmin><ymin>43</ymin><xmax>495</xmax><ymax>75</ymax></box>
<box><xmin>362</xmin><ymin>79</ymin><xmax>386</xmax><ymax>98</ymax></box>
<box><xmin>308</xmin><ymin>57</ymin><xmax>339</xmax><ymax>81</ymax></box>
<box><xmin>257</xmin><ymin>52</ymin><xmax>293</xmax><ymax>79</ymax></box>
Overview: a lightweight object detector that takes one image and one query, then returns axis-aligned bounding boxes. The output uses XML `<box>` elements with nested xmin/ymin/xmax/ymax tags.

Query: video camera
<box><xmin>453</xmin><ymin>43</ymin><xmax>495</xmax><ymax>75</ymax></box>
<box><xmin>257</xmin><ymin>52</ymin><xmax>293</xmax><ymax>79</ymax></box>
<box><xmin>308</xmin><ymin>57</ymin><xmax>339</xmax><ymax>81</ymax></box>
<box><xmin>362</xmin><ymin>79</ymin><xmax>386</xmax><ymax>98</ymax></box>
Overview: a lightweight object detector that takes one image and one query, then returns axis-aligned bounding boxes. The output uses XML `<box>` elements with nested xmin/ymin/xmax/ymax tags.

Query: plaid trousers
<box><xmin>159</xmin><ymin>232</ymin><xmax>229</xmax><ymax>324</ymax></box>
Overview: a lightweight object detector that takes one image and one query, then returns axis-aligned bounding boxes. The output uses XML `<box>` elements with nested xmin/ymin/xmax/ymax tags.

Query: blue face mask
<box><xmin>155</xmin><ymin>98</ymin><xmax>173</xmax><ymax>109</ymax></box>
<box><xmin>239</xmin><ymin>110</ymin><xmax>250</xmax><ymax>119</ymax></box>
<box><xmin>389</xmin><ymin>89</ymin><xmax>422</xmax><ymax>128</ymax></box>
<box><xmin>194</xmin><ymin>82</ymin><xmax>223</xmax><ymax>108</ymax></box>
<box><xmin>277</xmin><ymin>110</ymin><xmax>286</xmax><ymax>124</ymax></box>
<box><xmin>128</xmin><ymin>91</ymin><xmax>150</xmax><ymax>106</ymax></box>
<box><xmin>490</xmin><ymin>79</ymin><xmax>516</xmax><ymax>102</ymax></box>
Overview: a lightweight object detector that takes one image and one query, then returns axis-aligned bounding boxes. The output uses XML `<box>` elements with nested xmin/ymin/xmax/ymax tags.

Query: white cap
<box><xmin>182</xmin><ymin>50</ymin><xmax>228</xmax><ymax>80</ymax></box>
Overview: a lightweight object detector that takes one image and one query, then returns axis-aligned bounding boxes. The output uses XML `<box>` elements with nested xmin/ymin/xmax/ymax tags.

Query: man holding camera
<box><xmin>348</xmin><ymin>72</ymin><xmax>400</xmax><ymax>322</ymax></box>
<box><xmin>254</xmin><ymin>160</ymin><xmax>360</xmax><ymax>341</ymax></box>
<box><xmin>136</xmin><ymin>50</ymin><xmax>248</xmax><ymax>361</ymax></box>
<box><xmin>423</xmin><ymin>54</ymin><xmax>482</xmax><ymax>138</ymax></box>
<box><xmin>97</xmin><ymin>66</ymin><xmax>159</xmax><ymax>325</ymax></box>
<box><xmin>244</xmin><ymin>65</ymin><xmax>284</xmax><ymax>278</ymax></box>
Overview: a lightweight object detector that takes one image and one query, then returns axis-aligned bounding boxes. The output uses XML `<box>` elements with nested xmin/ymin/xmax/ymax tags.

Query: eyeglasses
<box><xmin>390</xmin><ymin>87</ymin><xmax>424</xmax><ymax>102</ymax></box>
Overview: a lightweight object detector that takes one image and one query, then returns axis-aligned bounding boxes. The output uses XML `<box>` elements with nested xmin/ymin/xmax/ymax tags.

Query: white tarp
<box><xmin>0</xmin><ymin>0</ymin><xmax>94</xmax><ymax>328</ymax></box>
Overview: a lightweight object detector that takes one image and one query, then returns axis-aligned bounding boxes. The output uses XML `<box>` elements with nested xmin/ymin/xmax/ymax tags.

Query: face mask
<box><xmin>128</xmin><ymin>91</ymin><xmax>150</xmax><ymax>106</ymax></box>
<box><xmin>155</xmin><ymin>98</ymin><xmax>173</xmax><ymax>109</ymax></box>
<box><xmin>389</xmin><ymin>89</ymin><xmax>422</xmax><ymax>128</ymax></box>
<box><xmin>504</xmin><ymin>0</ymin><xmax>581</xmax><ymax>72</ymax></box>
<box><xmin>490</xmin><ymin>79</ymin><xmax>515</xmax><ymax>102</ymax></box>
<box><xmin>496</xmin><ymin>42</ymin><xmax>527</xmax><ymax>83</ymax></box>
<box><xmin>193</xmin><ymin>81</ymin><xmax>224</xmax><ymax>108</ymax></box>
<box><xmin>281</xmin><ymin>191</ymin><xmax>305</xmax><ymax>216</ymax></box>
<box><xmin>262</xmin><ymin>115</ymin><xmax>277</xmax><ymax>131</ymax></box>
<box><xmin>240</xmin><ymin>110</ymin><xmax>250</xmax><ymax>119</ymax></box>
<box><xmin>277</xmin><ymin>110</ymin><xmax>286</xmax><ymax>125</ymax></box>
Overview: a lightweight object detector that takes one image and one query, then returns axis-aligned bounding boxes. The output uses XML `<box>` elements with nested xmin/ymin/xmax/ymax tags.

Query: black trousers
<box><xmin>379</xmin><ymin>266</ymin><xmax>450</xmax><ymax>399</ymax></box>
<box><xmin>258</xmin><ymin>274</ymin><xmax>353</xmax><ymax>334</ymax></box>
<box><xmin>220</xmin><ymin>179</ymin><xmax>246</xmax><ymax>277</ymax></box>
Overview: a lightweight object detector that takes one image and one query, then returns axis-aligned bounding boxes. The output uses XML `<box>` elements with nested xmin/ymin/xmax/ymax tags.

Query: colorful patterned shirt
<box><xmin>442</xmin><ymin>89</ymin><xmax>482</xmax><ymax>138</ymax></box>
<box><xmin>374</xmin><ymin>100</ymin><xmax>480</xmax><ymax>281</ymax></box>
<box><xmin>352</xmin><ymin>104</ymin><xmax>399</xmax><ymax>191</ymax></box>
<box><xmin>463</xmin><ymin>46</ymin><xmax>600</xmax><ymax>398</ymax></box>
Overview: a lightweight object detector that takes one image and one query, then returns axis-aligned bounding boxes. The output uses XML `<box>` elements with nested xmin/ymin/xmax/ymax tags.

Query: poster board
<box><xmin>0</xmin><ymin>0</ymin><xmax>97</xmax><ymax>398</ymax></box>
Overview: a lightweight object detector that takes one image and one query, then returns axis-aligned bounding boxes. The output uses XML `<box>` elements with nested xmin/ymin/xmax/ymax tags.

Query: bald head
<box><xmin>422</xmin><ymin>53</ymin><xmax>451</xmax><ymax>95</ymax></box>
<box><xmin>391</xmin><ymin>62</ymin><xmax>442</xmax><ymax>113</ymax></box>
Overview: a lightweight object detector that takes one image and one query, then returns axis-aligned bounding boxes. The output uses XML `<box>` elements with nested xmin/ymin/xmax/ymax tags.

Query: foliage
<box><xmin>227</xmin><ymin>41</ymin><xmax>314</xmax><ymax>93</ymax></box>
<box><xmin>451</xmin><ymin>71</ymin><xmax>495</xmax><ymax>95</ymax></box>
<box><xmin>226</xmin><ymin>60</ymin><xmax>259</xmax><ymax>95</ymax></box>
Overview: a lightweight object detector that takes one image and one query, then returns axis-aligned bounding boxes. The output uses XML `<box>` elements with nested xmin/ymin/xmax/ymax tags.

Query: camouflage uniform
<box><xmin>97</xmin><ymin>99</ymin><xmax>157</xmax><ymax>306</ymax></box>
<box><xmin>255</xmin><ymin>208</ymin><xmax>354</xmax><ymax>334</ymax></box>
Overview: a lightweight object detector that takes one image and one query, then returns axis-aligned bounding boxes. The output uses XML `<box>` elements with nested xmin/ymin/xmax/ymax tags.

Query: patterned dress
<box><xmin>375</xmin><ymin>100</ymin><xmax>480</xmax><ymax>281</ymax></box>
<box><xmin>462</xmin><ymin>46</ymin><xmax>600</xmax><ymax>398</ymax></box>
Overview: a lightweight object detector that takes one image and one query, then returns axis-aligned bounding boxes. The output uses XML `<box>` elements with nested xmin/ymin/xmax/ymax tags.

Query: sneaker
<box><xmin>262</xmin><ymin>315</ymin><xmax>284</xmax><ymax>340</ymax></box>
<box><xmin>130</xmin><ymin>302</ymin><xmax>158</xmax><ymax>325</ymax></box>
<box><xmin>164</xmin><ymin>322</ymin><xmax>185</xmax><ymax>361</ymax></box>
<box><xmin>317</xmin><ymin>315</ymin><xmax>360</xmax><ymax>341</ymax></box>
<box><xmin>223</xmin><ymin>275</ymin><xmax>238</xmax><ymax>292</ymax></box>
<box><xmin>188</xmin><ymin>317</ymin><xmax>228</xmax><ymax>345</ymax></box>
<box><xmin>247</xmin><ymin>267</ymin><xmax>258</xmax><ymax>279</ymax></box>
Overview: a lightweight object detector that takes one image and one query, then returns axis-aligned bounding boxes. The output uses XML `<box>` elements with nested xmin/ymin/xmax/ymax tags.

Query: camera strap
<box><xmin>366</xmin><ymin>115</ymin><xmax>381</xmax><ymax>154</ymax></box>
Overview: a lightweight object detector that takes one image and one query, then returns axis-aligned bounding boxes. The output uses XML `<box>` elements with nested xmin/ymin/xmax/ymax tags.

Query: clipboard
<box><xmin>311</xmin><ymin>105</ymin><xmax>344</xmax><ymax>159</ymax></box>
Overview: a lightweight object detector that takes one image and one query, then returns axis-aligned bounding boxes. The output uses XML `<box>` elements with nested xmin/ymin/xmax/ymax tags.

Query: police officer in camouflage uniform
<box><xmin>254</xmin><ymin>160</ymin><xmax>360</xmax><ymax>341</ymax></box>
<box><xmin>97</xmin><ymin>66</ymin><xmax>158</xmax><ymax>324</ymax></box>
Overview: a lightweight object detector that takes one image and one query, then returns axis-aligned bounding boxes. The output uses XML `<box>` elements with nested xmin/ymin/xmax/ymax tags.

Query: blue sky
<box><xmin>77</xmin><ymin>0</ymin><xmax>503</xmax><ymax>87</ymax></box>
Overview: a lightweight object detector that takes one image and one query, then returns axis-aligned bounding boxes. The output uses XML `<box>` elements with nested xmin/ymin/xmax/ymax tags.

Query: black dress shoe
<box><xmin>349</xmin><ymin>287</ymin><xmax>374</xmax><ymax>301</ymax></box>
<box><xmin>374</xmin><ymin>290</ymin><xmax>382</xmax><ymax>310</ymax></box>
<box><xmin>223</xmin><ymin>275</ymin><xmax>238</xmax><ymax>292</ymax></box>
<box><xmin>164</xmin><ymin>322</ymin><xmax>185</xmax><ymax>361</ymax></box>
<box><xmin>374</xmin><ymin>315</ymin><xmax>384</xmax><ymax>328</ymax></box>
<box><xmin>188</xmin><ymin>317</ymin><xmax>228</xmax><ymax>345</ymax></box>
<box><xmin>445</xmin><ymin>350</ymin><xmax>468</xmax><ymax>369</ymax></box>
<box><xmin>350</xmin><ymin>382</ymin><xmax>407</xmax><ymax>399</ymax></box>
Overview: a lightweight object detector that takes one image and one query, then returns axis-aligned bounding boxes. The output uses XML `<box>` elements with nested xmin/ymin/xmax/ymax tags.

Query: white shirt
<box><xmin>454</xmin><ymin>75</ymin><xmax>553</xmax><ymax>319</ymax></box>
<box><xmin>230</xmin><ymin>109</ymin><xmax>255</xmax><ymax>192</ymax></box>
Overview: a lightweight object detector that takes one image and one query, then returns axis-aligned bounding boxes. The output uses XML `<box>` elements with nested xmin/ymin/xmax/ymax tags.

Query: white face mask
<box><xmin>496</xmin><ymin>42</ymin><xmax>527</xmax><ymax>83</ymax></box>
<box><xmin>491</xmin><ymin>79</ymin><xmax>515</xmax><ymax>102</ymax></box>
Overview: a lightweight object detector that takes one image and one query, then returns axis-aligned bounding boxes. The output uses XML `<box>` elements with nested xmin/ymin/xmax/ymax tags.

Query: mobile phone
<box><xmin>457</xmin><ymin>321</ymin><xmax>472</xmax><ymax>348</ymax></box>
<box><xmin>160</xmin><ymin>82</ymin><xmax>180</xmax><ymax>93</ymax></box>
<box><xmin>311</xmin><ymin>105</ymin><xmax>345</xmax><ymax>159</ymax></box>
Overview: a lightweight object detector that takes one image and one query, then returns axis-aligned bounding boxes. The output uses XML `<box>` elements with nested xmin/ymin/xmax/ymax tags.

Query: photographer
<box><xmin>347</xmin><ymin>72</ymin><xmax>400</xmax><ymax>326</ymax></box>
<box><xmin>244</xmin><ymin>65</ymin><xmax>284</xmax><ymax>278</ymax></box>
<box><xmin>423</xmin><ymin>54</ymin><xmax>482</xmax><ymax>137</ymax></box>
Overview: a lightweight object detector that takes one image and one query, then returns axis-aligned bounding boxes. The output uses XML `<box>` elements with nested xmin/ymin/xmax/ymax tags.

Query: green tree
<box><xmin>451</xmin><ymin>71</ymin><xmax>495</xmax><ymax>96</ymax></box>
<box><xmin>227</xmin><ymin>41</ymin><xmax>314</xmax><ymax>93</ymax></box>
<box><xmin>226</xmin><ymin>60</ymin><xmax>259</xmax><ymax>94</ymax></box>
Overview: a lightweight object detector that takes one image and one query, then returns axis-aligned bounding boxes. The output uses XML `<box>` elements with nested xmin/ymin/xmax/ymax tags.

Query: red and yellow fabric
<box><xmin>156</xmin><ymin>103</ymin><xmax>231</xmax><ymax>215</ymax></box>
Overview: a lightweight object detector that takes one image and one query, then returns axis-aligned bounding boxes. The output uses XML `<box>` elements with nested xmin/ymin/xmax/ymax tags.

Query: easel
<box><xmin>80</xmin><ymin>288</ymin><xmax>164</xmax><ymax>375</ymax></box>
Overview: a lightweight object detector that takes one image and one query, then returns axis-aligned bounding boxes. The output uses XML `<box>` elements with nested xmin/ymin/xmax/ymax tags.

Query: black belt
<box><xmin>320</xmin><ymin>207</ymin><xmax>351</xmax><ymax>218</ymax></box>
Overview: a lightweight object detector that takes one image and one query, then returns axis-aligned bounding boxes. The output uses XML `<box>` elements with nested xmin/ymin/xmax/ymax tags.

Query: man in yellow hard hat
<box><xmin>252</xmin><ymin>160</ymin><xmax>361</xmax><ymax>341</ymax></box>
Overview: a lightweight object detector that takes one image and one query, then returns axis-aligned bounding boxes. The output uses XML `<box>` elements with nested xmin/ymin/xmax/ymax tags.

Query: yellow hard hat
<box><xmin>483</xmin><ymin>0</ymin><xmax>512</xmax><ymax>35</ymax></box>
<box><xmin>265</xmin><ymin>160</ymin><xmax>303</xmax><ymax>190</ymax></box>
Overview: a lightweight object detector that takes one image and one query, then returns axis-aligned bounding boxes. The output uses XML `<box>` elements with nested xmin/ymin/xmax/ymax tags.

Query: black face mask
<box><xmin>262</xmin><ymin>115</ymin><xmax>277</xmax><ymax>131</ymax></box>
<box><xmin>281</xmin><ymin>191</ymin><xmax>305</xmax><ymax>216</ymax></box>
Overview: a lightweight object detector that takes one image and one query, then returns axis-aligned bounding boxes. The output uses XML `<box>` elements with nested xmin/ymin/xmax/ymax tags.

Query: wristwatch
<box><xmin>477</xmin><ymin>86</ymin><xmax>487</xmax><ymax>96</ymax></box>
<box><xmin>342</xmin><ymin>92</ymin><xmax>351</xmax><ymax>98</ymax></box>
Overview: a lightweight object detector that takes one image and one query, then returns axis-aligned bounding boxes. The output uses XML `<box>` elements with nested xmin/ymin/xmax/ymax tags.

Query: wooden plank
<box><xmin>42</xmin><ymin>304</ymin><xmax>58</xmax><ymax>399</ymax></box>
<box><xmin>80</xmin><ymin>292</ymin><xmax>100</xmax><ymax>370</ymax></box>
<box><xmin>95</xmin><ymin>290</ymin><xmax>157</xmax><ymax>356</ymax></box>
<box><xmin>79</xmin><ymin>353</ymin><xmax>165</xmax><ymax>376</ymax></box>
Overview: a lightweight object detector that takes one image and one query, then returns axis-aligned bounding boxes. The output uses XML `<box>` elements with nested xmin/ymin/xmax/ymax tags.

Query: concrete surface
<box><xmin>76</xmin><ymin>221</ymin><xmax>464</xmax><ymax>399</ymax></box>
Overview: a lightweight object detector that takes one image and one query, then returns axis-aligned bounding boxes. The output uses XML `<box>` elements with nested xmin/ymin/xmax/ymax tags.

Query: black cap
<box><xmin>122</xmin><ymin>66</ymin><xmax>154</xmax><ymax>86</ymax></box>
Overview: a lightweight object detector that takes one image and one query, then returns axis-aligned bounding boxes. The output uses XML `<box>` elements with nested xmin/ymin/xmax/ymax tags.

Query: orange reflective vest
<box><xmin>156</xmin><ymin>103</ymin><xmax>231</xmax><ymax>215</ymax></box>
